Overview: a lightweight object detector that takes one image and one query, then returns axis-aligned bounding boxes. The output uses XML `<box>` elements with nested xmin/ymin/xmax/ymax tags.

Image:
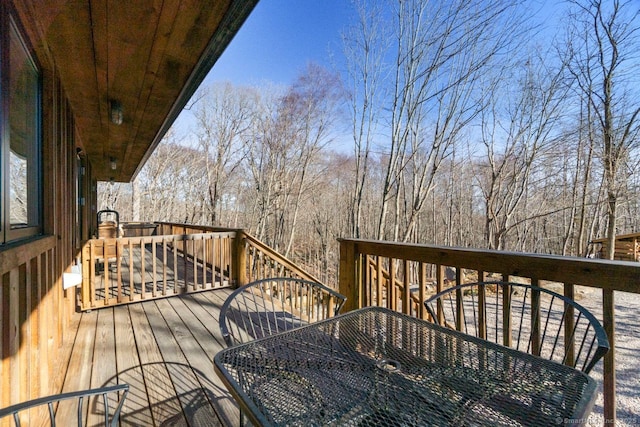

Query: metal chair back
<box><xmin>0</xmin><ymin>384</ymin><xmax>129</xmax><ymax>427</ymax></box>
<box><xmin>219</xmin><ymin>277</ymin><xmax>346</xmax><ymax>347</ymax></box>
<box><xmin>424</xmin><ymin>281</ymin><xmax>609</xmax><ymax>373</ymax></box>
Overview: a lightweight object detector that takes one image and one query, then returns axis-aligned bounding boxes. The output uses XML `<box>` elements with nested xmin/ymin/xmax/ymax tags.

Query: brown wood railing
<box><xmin>338</xmin><ymin>238</ymin><xmax>640</xmax><ymax>425</ymax></box>
<box><xmin>80</xmin><ymin>223</ymin><xmax>320</xmax><ymax>311</ymax></box>
<box><xmin>80</xmin><ymin>230</ymin><xmax>236</xmax><ymax>310</ymax></box>
<box><xmin>0</xmin><ymin>236</ymin><xmax>70</xmax><ymax>411</ymax></box>
<box><xmin>155</xmin><ymin>223</ymin><xmax>320</xmax><ymax>285</ymax></box>
<box><xmin>241</xmin><ymin>233</ymin><xmax>321</xmax><ymax>284</ymax></box>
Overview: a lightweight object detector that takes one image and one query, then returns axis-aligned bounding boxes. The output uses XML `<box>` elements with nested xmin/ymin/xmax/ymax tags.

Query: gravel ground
<box><xmin>570</xmin><ymin>288</ymin><xmax>640</xmax><ymax>426</ymax></box>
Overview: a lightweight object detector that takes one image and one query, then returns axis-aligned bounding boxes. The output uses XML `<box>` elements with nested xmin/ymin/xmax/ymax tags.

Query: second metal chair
<box><xmin>219</xmin><ymin>277</ymin><xmax>346</xmax><ymax>347</ymax></box>
<box><xmin>424</xmin><ymin>281</ymin><xmax>609</xmax><ymax>373</ymax></box>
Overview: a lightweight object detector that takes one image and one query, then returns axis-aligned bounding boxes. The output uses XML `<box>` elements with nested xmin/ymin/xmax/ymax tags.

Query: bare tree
<box><xmin>246</xmin><ymin>64</ymin><xmax>344</xmax><ymax>255</ymax></box>
<box><xmin>371</xmin><ymin>0</ymin><xmax>526</xmax><ymax>242</ymax></box>
<box><xmin>192</xmin><ymin>83</ymin><xmax>255</xmax><ymax>225</ymax></box>
<box><xmin>566</xmin><ymin>0</ymin><xmax>640</xmax><ymax>260</ymax></box>
<box><xmin>133</xmin><ymin>137</ymin><xmax>204</xmax><ymax>223</ymax></box>
<box><xmin>342</xmin><ymin>0</ymin><xmax>389</xmax><ymax>238</ymax></box>
<box><xmin>476</xmin><ymin>51</ymin><xmax>569</xmax><ymax>250</ymax></box>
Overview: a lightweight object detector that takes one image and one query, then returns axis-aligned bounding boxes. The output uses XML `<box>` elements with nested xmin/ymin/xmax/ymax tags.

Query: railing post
<box><xmin>234</xmin><ymin>230</ymin><xmax>247</xmax><ymax>287</ymax></box>
<box><xmin>338</xmin><ymin>239</ymin><xmax>360</xmax><ymax>312</ymax></box>
<box><xmin>81</xmin><ymin>241</ymin><xmax>91</xmax><ymax>310</ymax></box>
<box><xmin>603</xmin><ymin>289</ymin><xmax>616</xmax><ymax>424</ymax></box>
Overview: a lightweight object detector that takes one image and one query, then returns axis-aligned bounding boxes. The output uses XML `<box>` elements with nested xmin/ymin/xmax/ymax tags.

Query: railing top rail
<box><xmin>85</xmin><ymin>231</ymin><xmax>237</xmax><ymax>245</ymax></box>
<box><xmin>154</xmin><ymin>222</ymin><xmax>241</xmax><ymax>234</ymax></box>
<box><xmin>339</xmin><ymin>238</ymin><xmax>640</xmax><ymax>293</ymax></box>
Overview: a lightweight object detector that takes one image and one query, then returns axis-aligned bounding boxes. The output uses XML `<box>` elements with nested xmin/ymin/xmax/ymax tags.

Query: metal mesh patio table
<box><xmin>214</xmin><ymin>306</ymin><xmax>597</xmax><ymax>426</ymax></box>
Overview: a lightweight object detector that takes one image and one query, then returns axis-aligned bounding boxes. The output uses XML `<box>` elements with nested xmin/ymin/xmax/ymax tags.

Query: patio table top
<box><xmin>215</xmin><ymin>306</ymin><xmax>597</xmax><ymax>426</ymax></box>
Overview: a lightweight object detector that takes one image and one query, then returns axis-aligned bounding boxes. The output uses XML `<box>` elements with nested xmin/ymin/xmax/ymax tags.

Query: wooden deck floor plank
<box><xmin>113</xmin><ymin>306</ymin><xmax>154</xmax><ymax>426</ymax></box>
<box><xmin>145</xmin><ymin>299</ymin><xmax>222</xmax><ymax>426</ymax></box>
<box><xmin>165</xmin><ymin>294</ymin><xmax>240</xmax><ymax>426</ymax></box>
<box><xmin>189</xmin><ymin>290</ymin><xmax>237</xmax><ymax>345</ymax></box>
<box><xmin>182</xmin><ymin>292</ymin><xmax>228</xmax><ymax>348</ymax></box>
<box><xmin>193</xmin><ymin>286</ymin><xmax>229</xmax><ymax>312</ymax></box>
<box><xmin>61</xmin><ymin>288</ymin><xmax>240</xmax><ymax>426</ymax></box>
<box><xmin>128</xmin><ymin>303</ymin><xmax>186</xmax><ymax>426</ymax></box>
<box><xmin>56</xmin><ymin>311</ymin><xmax>97</xmax><ymax>424</ymax></box>
<box><xmin>87</xmin><ymin>309</ymin><xmax>118</xmax><ymax>425</ymax></box>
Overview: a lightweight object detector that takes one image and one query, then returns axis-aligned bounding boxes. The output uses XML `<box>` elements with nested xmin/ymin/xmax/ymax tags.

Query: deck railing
<box><xmin>80</xmin><ymin>229</ymin><xmax>236</xmax><ymax>310</ymax></box>
<box><xmin>338</xmin><ymin>238</ymin><xmax>640</xmax><ymax>425</ymax></box>
<box><xmin>80</xmin><ymin>223</ymin><xmax>318</xmax><ymax>311</ymax></box>
<box><xmin>241</xmin><ymin>233</ymin><xmax>321</xmax><ymax>284</ymax></box>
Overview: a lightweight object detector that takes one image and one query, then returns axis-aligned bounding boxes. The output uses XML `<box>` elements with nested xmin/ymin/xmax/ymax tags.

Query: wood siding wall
<box><xmin>0</xmin><ymin>66</ymin><xmax>82</xmax><ymax>411</ymax></box>
<box><xmin>594</xmin><ymin>235</ymin><xmax>640</xmax><ymax>262</ymax></box>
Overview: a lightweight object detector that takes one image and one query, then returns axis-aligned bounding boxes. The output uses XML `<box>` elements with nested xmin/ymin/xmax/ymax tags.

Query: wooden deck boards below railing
<box><xmin>58</xmin><ymin>288</ymin><xmax>238</xmax><ymax>426</ymax></box>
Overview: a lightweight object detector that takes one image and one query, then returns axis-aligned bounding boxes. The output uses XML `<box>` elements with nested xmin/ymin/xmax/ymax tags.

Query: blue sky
<box><xmin>204</xmin><ymin>0</ymin><xmax>355</xmax><ymax>86</ymax></box>
<box><xmin>202</xmin><ymin>0</ymin><xmax>557</xmax><ymax>87</ymax></box>
<box><xmin>173</xmin><ymin>1</ymin><xmax>355</xmax><ymax>139</ymax></box>
<box><xmin>174</xmin><ymin>0</ymin><xmax>558</xmax><ymax>140</ymax></box>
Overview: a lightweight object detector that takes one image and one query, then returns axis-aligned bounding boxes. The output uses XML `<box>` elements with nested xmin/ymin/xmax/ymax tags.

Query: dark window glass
<box><xmin>2</xmin><ymin>16</ymin><xmax>41</xmax><ymax>242</ymax></box>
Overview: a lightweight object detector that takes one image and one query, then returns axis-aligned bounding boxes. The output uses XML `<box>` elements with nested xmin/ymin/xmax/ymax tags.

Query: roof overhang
<box><xmin>13</xmin><ymin>0</ymin><xmax>258</xmax><ymax>181</ymax></box>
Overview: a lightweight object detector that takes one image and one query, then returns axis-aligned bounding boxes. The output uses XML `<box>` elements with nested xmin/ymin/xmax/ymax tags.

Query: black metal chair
<box><xmin>424</xmin><ymin>281</ymin><xmax>609</xmax><ymax>374</ymax></box>
<box><xmin>0</xmin><ymin>384</ymin><xmax>129</xmax><ymax>427</ymax></box>
<box><xmin>219</xmin><ymin>278</ymin><xmax>346</xmax><ymax>425</ymax></box>
<box><xmin>219</xmin><ymin>277</ymin><xmax>347</xmax><ymax>347</ymax></box>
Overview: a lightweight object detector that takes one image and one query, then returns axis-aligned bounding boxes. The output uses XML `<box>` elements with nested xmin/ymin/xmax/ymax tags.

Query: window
<box><xmin>1</xmin><ymin>14</ymin><xmax>41</xmax><ymax>243</ymax></box>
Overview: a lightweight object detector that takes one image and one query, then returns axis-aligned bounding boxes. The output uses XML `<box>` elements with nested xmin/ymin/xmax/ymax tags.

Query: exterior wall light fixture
<box><xmin>110</xmin><ymin>99</ymin><xmax>123</xmax><ymax>125</ymax></box>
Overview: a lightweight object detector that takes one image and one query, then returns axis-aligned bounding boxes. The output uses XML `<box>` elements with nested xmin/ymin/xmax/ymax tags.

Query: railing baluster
<box><xmin>161</xmin><ymin>237</ymin><xmax>167</xmax><ymax>295</ymax></box>
<box><xmin>141</xmin><ymin>238</ymin><xmax>146</xmax><ymax>300</ymax></box>
<box><xmin>173</xmin><ymin>235</ymin><xmax>178</xmax><ymax>293</ymax></box>
<box><xmin>478</xmin><ymin>272</ymin><xmax>487</xmax><ymax>340</ymax></box>
<box><xmin>603</xmin><ymin>289</ymin><xmax>616</xmax><ymax>424</ymax></box>
<box><xmin>114</xmin><ymin>241</ymin><xmax>123</xmax><ymax>302</ymax></box>
<box><xmin>564</xmin><ymin>283</ymin><xmax>576</xmax><ymax>366</ymax></box>
<box><xmin>103</xmin><ymin>241</ymin><xmax>111</xmax><ymax>306</ymax></box>
<box><xmin>89</xmin><ymin>240</ymin><xmax>96</xmax><ymax>308</ymax></box>
<box><xmin>201</xmin><ymin>235</ymin><xmax>207</xmax><ymax>288</ymax></box>
<box><xmin>455</xmin><ymin>282</ymin><xmax>464</xmax><ymax>332</ymax></box>
<box><xmin>530</xmin><ymin>279</ymin><xmax>541</xmax><ymax>356</ymax></box>
<box><xmin>502</xmin><ymin>280</ymin><xmax>512</xmax><ymax>347</ymax></box>
<box><xmin>403</xmin><ymin>259</ymin><xmax>411</xmax><ymax>315</ymax></box>
<box><xmin>182</xmin><ymin>237</ymin><xmax>188</xmax><ymax>293</ymax></box>
<box><xmin>376</xmin><ymin>256</ymin><xmax>383</xmax><ymax>307</ymax></box>
<box><xmin>389</xmin><ymin>258</ymin><xmax>396</xmax><ymax>311</ymax></box>
<box><xmin>218</xmin><ymin>235</ymin><xmax>223</xmax><ymax>285</ymax></box>
<box><xmin>127</xmin><ymin>240</ymin><xmax>133</xmax><ymax>302</ymax></box>
<box><xmin>191</xmin><ymin>235</ymin><xmax>195</xmax><ymax>282</ymax></box>
<box><xmin>152</xmin><ymin>239</ymin><xmax>157</xmax><ymax>297</ymax></box>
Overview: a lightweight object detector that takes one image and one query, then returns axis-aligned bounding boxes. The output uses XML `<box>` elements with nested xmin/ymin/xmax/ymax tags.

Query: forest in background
<box><xmin>98</xmin><ymin>0</ymin><xmax>640</xmax><ymax>285</ymax></box>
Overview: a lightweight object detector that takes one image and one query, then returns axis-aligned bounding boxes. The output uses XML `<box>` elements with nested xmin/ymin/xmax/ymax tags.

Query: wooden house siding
<box><xmin>591</xmin><ymin>232</ymin><xmax>640</xmax><ymax>262</ymax></box>
<box><xmin>0</xmin><ymin>60</ymin><xmax>84</xmax><ymax>411</ymax></box>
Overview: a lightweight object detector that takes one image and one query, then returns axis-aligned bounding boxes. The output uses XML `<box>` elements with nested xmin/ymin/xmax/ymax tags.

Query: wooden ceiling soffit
<box><xmin>11</xmin><ymin>0</ymin><xmax>259</xmax><ymax>182</ymax></box>
<box><xmin>130</xmin><ymin>0</ymin><xmax>260</xmax><ymax>182</ymax></box>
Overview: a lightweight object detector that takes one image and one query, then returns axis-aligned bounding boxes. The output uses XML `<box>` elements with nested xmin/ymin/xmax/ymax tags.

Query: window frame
<box><xmin>1</xmin><ymin>10</ymin><xmax>43</xmax><ymax>244</ymax></box>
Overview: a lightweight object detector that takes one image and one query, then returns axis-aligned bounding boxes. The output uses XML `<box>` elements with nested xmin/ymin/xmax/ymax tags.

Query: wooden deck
<box><xmin>58</xmin><ymin>288</ymin><xmax>240</xmax><ymax>426</ymax></box>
